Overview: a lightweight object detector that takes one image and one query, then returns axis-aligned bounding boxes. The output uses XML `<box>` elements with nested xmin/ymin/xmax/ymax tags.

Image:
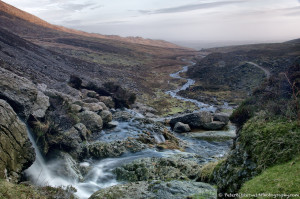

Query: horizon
<box><xmin>3</xmin><ymin>0</ymin><xmax>300</xmax><ymax>48</ymax></box>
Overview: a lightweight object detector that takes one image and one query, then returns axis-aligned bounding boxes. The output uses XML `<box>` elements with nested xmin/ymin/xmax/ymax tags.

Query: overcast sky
<box><xmin>4</xmin><ymin>0</ymin><xmax>300</xmax><ymax>42</ymax></box>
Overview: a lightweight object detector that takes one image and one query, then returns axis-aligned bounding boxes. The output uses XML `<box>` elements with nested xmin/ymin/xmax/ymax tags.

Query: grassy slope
<box><xmin>239</xmin><ymin>156</ymin><xmax>300</xmax><ymax>197</ymax></box>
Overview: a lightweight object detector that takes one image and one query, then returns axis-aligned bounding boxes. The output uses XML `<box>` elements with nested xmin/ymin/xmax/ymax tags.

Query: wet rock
<box><xmin>169</xmin><ymin>112</ymin><xmax>212</xmax><ymax>130</ymax></box>
<box><xmin>0</xmin><ymin>99</ymin><xmax>35</xmax><ymax>182</ymax></box>
<box><xmin>106</xmin><ymin>121</ymin><xmax>118</xmax><ymax>129</ymax></box>
<box><xmin>173</xmin><ymin>122</ymin><xmax>191</xmax><ymax>133</ymax></box>
<box><xmin>52</xmin><ymin>151</ymin><xmax>83</xmax><ymax>182</ymax></box>
<box><xmin>78</xmin><ymin>110</ymin><xmax>103</xmax><ymax>132</ymax></box>
<box><xmin>89</xmin><ymin>180</ymin><xmax>216</xmax><ymax>199</ymax></box>
<box><xmin>100</xmin><ymin>110</ymin><xmax>113</xmax><ymax>124</ymax></box>
<box><xmin>203</xmin><ymin>121</ymin><xmax>227</xmax><ymax>130</ymax></box>
<box><xmin>88</xmin><ymin>139</ymin><xmax>147</xmax><ymax>159</ymax></box>
<box><xmin>0</xmin><ymin>67</ymin><xmax>38</xmax><ymax>119</ymax></box>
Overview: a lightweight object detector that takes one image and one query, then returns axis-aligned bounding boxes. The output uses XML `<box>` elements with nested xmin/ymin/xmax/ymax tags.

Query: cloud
<box><xmin>60</xmin><ymin>2</ymin><xmax>97</xmax><ymax>11</ymax></box>
<box><xmin>139</xmin><ymin>1</ymin><xmax>244</xmax><ymax>14</ymax></box>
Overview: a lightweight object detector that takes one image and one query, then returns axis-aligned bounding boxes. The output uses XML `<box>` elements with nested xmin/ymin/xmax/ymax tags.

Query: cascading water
<box><xmin>24</xmin><ymin>60</ymin><xmax>234</xmax><ymax>199</ymax></box>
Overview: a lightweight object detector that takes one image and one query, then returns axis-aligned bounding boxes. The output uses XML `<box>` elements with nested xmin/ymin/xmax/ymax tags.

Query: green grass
<box><xmin>239</xmin><ymin>156</ymin><xmax>300</xmax><ymax>198</ymax></box>
<box><xmin>240</xmin><ymin>116</ymin><xmax>300</xmax><ymax>170</ymax></box>
<box><xmin>0</xmin><ymin>180</ymin><xmax>46</xmax><ymax>199</ymax></box>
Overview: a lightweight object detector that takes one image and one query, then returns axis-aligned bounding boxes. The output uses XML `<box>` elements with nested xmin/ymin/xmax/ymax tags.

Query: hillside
<box><xmin>0</xmin><ymin>0</ymin><xmax>196</xmax><ymax>103</ymax></box>
<box><xmin>180</xmin><ymin>40</ymin><xmax>300</xmax><ymax>106</ymax></box>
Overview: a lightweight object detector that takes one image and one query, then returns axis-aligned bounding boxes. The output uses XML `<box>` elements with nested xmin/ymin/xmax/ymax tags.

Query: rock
<box><xmin>169</xmin><ymin>112</ymin><xmax>212</xmax><ymax>129</ymax></box>
<box><xmin>70</xmin><ymin>104</ymin><xmax>82</xmax><ymax>113</ymax></box>
<box><xmin>0</xmin><ymin>100</ymin><xmax>35</xmax><ymax>182</ymax></box>
<box><xmin>82</xmin><ymin>103</ymin><xmax>103</xmax><ymax>113</ymax></box>
<box><xmin>88</xmin><ymin>139</ymin><xmax>147</xmax><ymax>159</ymax></box>
<box><xmin>173</xmin><ymin>122</ymin><xmax>191</xmax><ymax>133</ymax></box>
<box><xmin>0</xmin><ymin>67</ymin><xmax>38</xmax><ymax>119</ymax></box>
<box><xmin>99</xmin><ymin>96</ymin><xmax>115</xmax><ymax>108</ymax></box>
<box><xmin>74</xmin><ymin>123</ymin><xmax>89</xmax><ymax>141</ymax></box>
<box><xmin>106</xmin><ymin>121</ymin><xmax>118</xmax><ymax>129</ymax></box>
<box><xmin>213</xmin><ymin>113</ymin><xmax>229</xmax><ymax>124</ymax></box>
<box><xmin>203</xmin><ymin>121</ymin><xmax>227</xmax><ymax>130</ymax></box>
<box><xmin>89</xmin><ymin>180</ymin><xmax>216</xmax><ymax>199</ymax></box>
<box><xmin>114</xmin><ymin>155</ymin><xmax>202</xmax><ymax>182</ymax></box>
<box><xmin>32</xmin><ymin>91</ymin><xmax>50</xmax><ymax>118</ymax></box>
<box><xmin>78</xmin><ymin>110</ymin><xmax>103</xmax><ymax>132</ymax></box>
<box><xmin>52</xmin><ymin>151</ymin><xmax>83</xmax><ymax>181</ymax></box>
<box><xmin>100</xmin><ymin>110</ymin><xmax>113</xmax><ymax>124</ymax></box>
<box><xmin>86</xmin><ymin>91</ymin><xmax>99</xmax><ymax>98</ymax></box>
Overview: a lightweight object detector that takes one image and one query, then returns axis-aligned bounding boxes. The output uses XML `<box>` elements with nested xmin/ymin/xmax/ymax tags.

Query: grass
<box><xmin>198</xmin><ymin>160</ymin><xmax>223</xmax><ymax>182</ymax></box>
<box><xmin>240</xmin><ymin>116</ymin><xmax>300</xmax><ymax>170</ymax></box>
<box><xmin>0</xmin><ymin>180</ymin><xmax>45</xmax><ymax>199</ymax></box>
<box><xmin>239</xmin><ymin>156</ymin><xmax>300</xmax><ymax>198</ymax></box>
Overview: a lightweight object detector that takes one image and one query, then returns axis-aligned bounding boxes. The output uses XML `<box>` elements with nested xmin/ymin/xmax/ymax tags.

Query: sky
<box><xmin>3</xmin><ymin>0</ymin><xmax>300</xmax><ymax>43</ymax></box>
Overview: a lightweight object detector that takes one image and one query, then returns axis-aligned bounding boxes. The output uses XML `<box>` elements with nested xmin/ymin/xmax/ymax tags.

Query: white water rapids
<box><xmin>24</xmin><ymin>61</ymin><xmax>233</xmax><ymax>199</ymax></box>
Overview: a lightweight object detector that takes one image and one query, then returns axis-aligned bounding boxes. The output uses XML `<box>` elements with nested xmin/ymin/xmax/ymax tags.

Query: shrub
<box><xmin>68</xmin><ymin>75</ymin><xmax>82</xmax><ymax>89</ymax></box>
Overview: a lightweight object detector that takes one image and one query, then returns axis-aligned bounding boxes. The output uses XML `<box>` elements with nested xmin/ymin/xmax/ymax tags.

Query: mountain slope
<box><xmin>0</xmin><ymin>0</ymin><xmax>196</xmax><ymax>96</ymax></box>
<box><xmin>0</xmin><ymin>0</ymin><xmax>183</xmax><ymax>49</ymax></box>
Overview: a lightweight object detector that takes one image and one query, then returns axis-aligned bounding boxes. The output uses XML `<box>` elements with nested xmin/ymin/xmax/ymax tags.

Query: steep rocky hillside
<box><xmin>0</xmin><ymin>0</ymin><xmax>196</xmax><ymax>98</ymax></box>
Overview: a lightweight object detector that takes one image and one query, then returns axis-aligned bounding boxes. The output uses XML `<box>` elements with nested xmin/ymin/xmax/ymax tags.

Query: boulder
<box><xmin>82</xmin><ymin>103</ymin><xmax>103</xmax><ymax>113</ymax></box>
<box><xmin>0</xmin><ymin>100</ymin><xmax>35</xmax><ymax>182</ymax></box>
<box><xmin>0</xmin><ymin>68</ymin><xmax>38</xmax><ymax>119</ymax></box>
<box><xmin>32</xmin><ymin>91</ymin><xmax>50</xmax><ymax>118</ymax></box>
<box><xmin>169</xmin><ymin>112</ymin><xmax>212</xmax><ymax>129</ymax></box>
<box><xmin>106</xmin><ymin>121</ymin><xmax>118</xmax><ymax>129</ymax></box>
<box><xmin>203</xmin><ymin>121</ymin><xmax>227</xmax><ymax>130</ymax></box>
<box><xmin>213</xmin><ymin>113</ymin><xmax>229</xmax><ymax>124</ymax></box>
<box><xmin>89</xmin><ymin>180</ymin><xmax>216</xmax><ymax>199</ymax></box>
<box><xmin>78</xmin><ymin>111</ymin><xmax>103</xmax><ymax>132</ymax></box>
<box><xmin>100</xmin><ymin>110</ymin><xmax>113</xmax><ymax>124</ymax></box>
<box><xmin>173</xmin><ymin>122</ymin><xmax>191</xmax><ymax>133</ymax></box>
<box><xmin>99</xmin><ymin>96</ymin><xmax>115</xmax><ymax>108</ymax></box>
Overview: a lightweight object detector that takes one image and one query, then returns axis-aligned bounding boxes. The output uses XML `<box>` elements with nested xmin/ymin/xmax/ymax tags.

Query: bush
<box><xmin>68</xmin><ymin>75</ymin><xmax>82</xmax><ymax>89</ymax></box>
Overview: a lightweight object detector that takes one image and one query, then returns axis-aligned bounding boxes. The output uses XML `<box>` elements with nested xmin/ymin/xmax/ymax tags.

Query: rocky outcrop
<box><xmin>173</xmin><ymin>122</ymin><xmax>191</xmax><ymax>133</ymax></box>
<box><xmin>114</xmin><ymin>155</ymin><xmax>203</xmax><ymax>182</ymax></box>
<box><xmin>89</xmin><ymin>180</ymin><xmax>216</xmax><ymax>199</ymax></box>
<box><xmin>170</xmin><ymin>112</ymin><xmax>229</xmax><ymax>130</ymax></box>
<box><xmin>0</xmin><ymin>68</ymin><xmax>37</xmax><ymax>119</ymax></box>
<box><xmin>88</xmin><ymin>139</ymin><xmax>147</xmax><ymax>159</ymax></box>
<box><xmin>32</xmin><ymin>91</ymin><xmax>50</xmax><ymax>119</ymax></box>
<box><xmin>0</xmin><ymin>100</ymin><xmax>35</xmax><ymax>182</ymax></box>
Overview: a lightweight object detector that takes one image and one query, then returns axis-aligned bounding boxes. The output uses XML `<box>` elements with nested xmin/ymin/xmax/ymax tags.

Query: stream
<box><xmin>24</xmin><ymin>62</ymin><xmax>235</xmax><ymax>199</ymax></box>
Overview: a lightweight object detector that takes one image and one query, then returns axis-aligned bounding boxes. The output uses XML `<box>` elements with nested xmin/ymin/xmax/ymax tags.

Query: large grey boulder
<box><xmin>203</xmin><ymin>121</ymin><xmax>227</xmax><ymax>130</ymax></box>
<box><xmin>78</xmin><ymin>110</ymin><xmax>103</xmax><ymax>132</ymax></box>
<box><xmin>173</xmin><ymin>122</ymin><xmax>191</xmax><ymax>133</ymax></box>
<box><xmin>0</xmin><ymin>100</ymin><xmax>35</xmax><ymax>182</ymax></box>
<box><xmin>169</xmin><ymin>112</ymin><xmax>212</xmax><ymax>129</ymax></box>
<box><xmin>213</xmin><ymin>113</ymin><xmax>230</xmax><ymax>124</ymax></box>
<box><xmin>0</xmin><ymin>68</ymin><xmax>38</xmax><ymax>119</ymax></box>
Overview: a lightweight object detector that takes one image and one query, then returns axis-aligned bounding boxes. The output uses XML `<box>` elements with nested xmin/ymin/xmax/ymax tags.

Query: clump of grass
<box><xmin>240</xmin><ymin>116</ymin><xmax>300</xmax><ymax>170</ymax></box>
<box><xmin>239</xmin><ymin>156</ymin><xmax>300</xmax><ymax>197</ymax></box>
<box><xmin>198</xmin><ymin>160</ymin><xmax>224</xmax><ymax>182</ymax></box>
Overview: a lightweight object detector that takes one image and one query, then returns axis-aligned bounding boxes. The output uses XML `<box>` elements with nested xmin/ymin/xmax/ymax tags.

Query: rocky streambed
<box><xmin>0</xmin><ymin>61</ymin><xmax>236</xmax><ymax>199</ymax></box>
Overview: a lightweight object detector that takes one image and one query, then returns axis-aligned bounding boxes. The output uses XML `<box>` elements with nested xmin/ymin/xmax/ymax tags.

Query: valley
<box><xmin>0</xmin><ymin>1</ymin><xmax>300</xmax><ymax>199</ymax></box>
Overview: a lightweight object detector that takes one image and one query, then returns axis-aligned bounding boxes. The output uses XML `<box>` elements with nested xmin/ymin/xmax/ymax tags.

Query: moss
<box><xmin>240</xmin><ymin>116</ymin><xmax>300</xmax><ymax>170</ymax></box>
<box><xmin>239</xmin><ymin>156</ymin><xmax>300</xmax><ymax>198</ymax></box>
<box><xmin>0</xmin><ymin>180</ymin><xmax>46</xmax><ymax>199</ymax></box>
<box><xmin>199</xmin><ymin>160</ymin><xmax>224</xmax><ymax>182</ymax></box>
